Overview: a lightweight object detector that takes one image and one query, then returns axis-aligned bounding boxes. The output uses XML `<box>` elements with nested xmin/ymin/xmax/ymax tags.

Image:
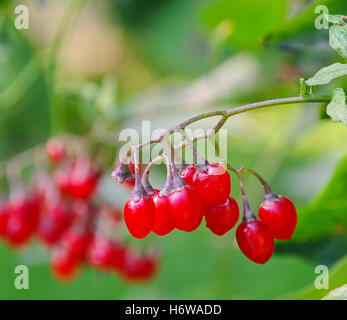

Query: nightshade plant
<box><xmin>113</xmin><ymin>14</ymin><xmax>347</xmax><ymax>264</ymax></box>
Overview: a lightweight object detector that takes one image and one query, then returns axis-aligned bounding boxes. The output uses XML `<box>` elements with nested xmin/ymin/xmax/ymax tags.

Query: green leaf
<box><xmin>287</xmin><ymin>255</ymin><xmax>347</xmax><ymax>300</ymax></box>
<box><xmin>299</xmin><ymin>78</ymin><xmax>309</xmax><ymax>97</ymax></box>
<box><xmin>329</xmin><ymin>24</ymin><xmax>347</xmax><ymax>60</ymax></box>
<box><xmin>326</xmin><ymin>88</ymin><xmax>347</xmax><ymax>126</ymax></box>
<box><xmin>322</xmin><ymin>284</ymin><xmax>347</xmax><ymax>300</ymax></box>
<box><xmin>290</xmin><ymin>154</ymin><xmax>347</xmax><ymax>242</ymax></box>
<box><xmin>305</xmin><ymin>63</ymin><xmax>347</xmax><ymax>86</ymax></box>
<box><xmin>324</xmin><ymin>14</ymin><xmax>347</xmax><ymax>25</ymax></box>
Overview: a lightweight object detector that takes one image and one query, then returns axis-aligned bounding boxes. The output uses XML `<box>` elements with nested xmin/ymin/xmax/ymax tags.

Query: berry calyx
<box><xmin>236</xmin><ymin>219</ymin><xmax>275</xmax><ymax>264</ymax></box>
<box><xmin>167</xmin><ymin>186</ymin><xmax>203</xmax><ymax>232</ymax></box>
<box><xmin>151</xmin><ymin>190</ymin><xmax>175</xmax><ymax>236</ymax></box>
<box><xmin>124</xmin><ymin>196</ymin><xmax>155</xmax><ymax>239</ymax></box>
<box><xmin>205</xmin><ymin>197</ymin><xmax>240</xmax><ymax>236</ymax></box>
<box><xmin>258</xmin><ymin>195</ymin><xmax>297</xmax><ymax>240</ymax></box>
<box><xmin>179</xmin><ymin>164</ymin><xmax>196</xmax><ymax>187</ymax></box>
<box><xmin>194</xmin><ymin>163</ymin><xmax>231</xmax><ymax>206</ymax></box>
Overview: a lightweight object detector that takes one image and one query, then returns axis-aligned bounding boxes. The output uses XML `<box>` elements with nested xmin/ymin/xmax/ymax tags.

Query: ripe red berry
<box><xmin>179</xmin><ymin>164</ymin><xmax>196</xmax><ymax>187</ymax></box>
<box><xmin>5</xmin><ymin>192</ymin><xmax>40</xmax><ymax>247</ymax></box>
<box><xmin>124</xmin><ymin>196</ymin><xmax>155</xmax><ymax>239</ymax></box>
<box><xmin>258</xmin><ymin>195</ymin><xmax>297</xmax><ymax>240</ymax></box>
<box><xmin>50</xmin><ymin>246</ymin><xmax>79</xmax><ymax>282</ymax></box>
<box><xmin>167</xmin><ymin>186</ymin><xmax>203</xmax><ymax>232</ymax></box>
<box><xmin>205</xmin><ymin>197</ymin><xmax>239</xmax><ymax>236</ymax></box>
<box><xmin>151</xmin><ymin>190</ymin><xmax>175</xmax><ymax>236</ymax></box>
<box><xmin>37</xmin><ymin>198</ymin><xmax>73</xmax><ymax>245</ymax></box>
<box><xmin>236</xmin><ymin>219</ymin><xmax>274</xmax><ymax>264</ymax></box>
<box><xmin>68</xmin><ymin>158</ymin><xmax>100</xmax><ymax>199</ymax></box>
<box><xmin>121</xmin><ymin>251</ymin><xmax>158</xmax><ymax>282</ymax></box>
<box><xmin>0</xmin><ymin>201</ymin><xmax>9</xmax><ymax>238</ymax></box>
<box><xmin>194</xmin><ymin>163</ymin><xmax>231</xmax><ymax>206</ymax></box>
<box><xmin>61</xmin><ymin>229</ymin><xmax>92</xmax><ymax>260</ymax></box>
<box><xmin>55</xmin><ymin>158</ymin><xmax>100</xmax><ymax>200</ymax></box>
<box><xmin>45</xmin><ymin>138</ymin><xmax>65</xmax><ymax>164</ymax></box>
<box><xmin>87</xmin><ymin>236</ymin><xmax>126</xmax><ymax>271</ymax></box>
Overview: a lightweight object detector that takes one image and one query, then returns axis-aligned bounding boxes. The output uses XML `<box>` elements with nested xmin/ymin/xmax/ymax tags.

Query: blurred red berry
<box><xmin>0</xmin><ymin>201</ymin><xmax>8</xmax><ymax>237</ymax></box>
<box><xmin>121</xmin><ymin>251</ymin><xmax>158</xmax><ymax>282</ymax></box>
<box><xmin>50</xmin><ymin>246</ymin><xmax>79</xmax><ymax>282</ymax></box>
<box><xmin>45</xmin><ymin>139</ymin><xmax>65</xmax><ymax>164</ymax></box>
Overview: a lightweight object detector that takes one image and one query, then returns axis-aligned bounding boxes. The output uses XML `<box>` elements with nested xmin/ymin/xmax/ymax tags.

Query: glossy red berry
<box><xmin>121</xmin><ymin>251</ymin><xmax>158</xmax><ymax>282</ymax></box>
<box><xmin>236</xmin><ymin>219</ymin><xmax>274</xmax><ymax>264</ymax></box>
<box><xmin>205</xmin><ymin>197</ymin><xmax>240</xmax><ymax>236</ymax></box>
<box><xmin>124</xmin><ymin>196</ymin><xmax>155</xmax><ymax>239</ymax></box>
<box><xmin>45</xmin><ymin>138</ymin><xmax>65</xmax><ymax>164</ymax></box>
<box><xmin>167</xmin><ymin>186</ymin><xmax>203</xmax><ymax>232</ymax></box>
<box><xmin>151</xmin><ymin>190</ymin><xmax>175</xmax><ymax>236</ymax></box>
<box><xmin>194</xmin><ymin>163</ymin><xmax>231</xmax><ymax>206</ymax></box>
<box><xmin>258</xmin><ymin>195</ymin><xmax>297</xmax><ymax>240</ymax></box>
<box><xmin>50</xmin><ymin>246</ymin><xmax>79</xmax><ymax>281</ymax></box>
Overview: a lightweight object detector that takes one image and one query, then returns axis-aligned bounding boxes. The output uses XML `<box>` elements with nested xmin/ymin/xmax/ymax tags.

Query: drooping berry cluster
<box><xmin>114</xmin><ymin>149</ymin><xmax>297</xmax><ymax>264</ymax></box>
<box><xmin>0</xmin><ymin>138</ymin><xmax>159</xmax><ymax>283</ymax></box>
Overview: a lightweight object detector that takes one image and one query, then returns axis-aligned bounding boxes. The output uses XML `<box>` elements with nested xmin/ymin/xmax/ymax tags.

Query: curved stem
<box><xmin>122</xmin><ymin>95</ymin><xmax>330</xmax><ymax>162</ymax></box>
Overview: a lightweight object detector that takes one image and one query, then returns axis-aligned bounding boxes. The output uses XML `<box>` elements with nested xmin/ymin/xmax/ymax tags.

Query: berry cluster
<box><xmin>0</xmin><ymin>139</ymin><xmax>159</xmax><ymax>283</ymax></box>
<box><xmin>114</xmin><ymin>158</ymin><xmax>297</xmax><ymax>264</ymax></box>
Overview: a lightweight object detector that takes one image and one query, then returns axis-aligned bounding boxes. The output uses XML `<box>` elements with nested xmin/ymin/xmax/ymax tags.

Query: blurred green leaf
<box><xmin>326</xmin><ymin>88</ymin><xmax>347</xmax><ymax>126</ymax></box>
<box><xmin>288</xmin><ymin>255</ymin><xmax>347</xmax><ymax>300</ymax></box>
<box><xmin>322</xmin><ymin>284</ymin><xmax>347</xmax><ymax>299</ymax></box>
<box><xmin>200</xmin><ymin>0</ymin><xmax>288</xmax><ymax>49</ymax></box>
<box><xmin>329</xmin><ymin>24</ymin><xmax>347</xmax><ymax>60</ymax></box>
<box><xmin>305</xmin><ymin>63</ymin><xmax>347</xmax><ymax>86</ymax></box>
<box><xmin>287</xmin><ymin>154</ymin><xmax>347</xmax><ymax>242</ymax></box>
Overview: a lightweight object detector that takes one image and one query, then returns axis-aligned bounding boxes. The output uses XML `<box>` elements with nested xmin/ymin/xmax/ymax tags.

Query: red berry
<box><xmin>45</xmin><ymin>138</ymin><xmax>65</xmax><ymax>164</ymax></box>
<box><xmin>124</xmin><ymin>196</ymin><xmax>155</xmax><ymax>239</ymax></box>
<box><xmin>258</xmin><ymin>195</ymin><xmax>297</xmax><ymax>240</ymax></box>
<box><xmin>87</xmin><ymin>236</ymin><xmax>126</xmax><ymax>271</ymax></box>
<box><xmin>167</xmin><ymin>186</ymin><xmax>203</xmax><ymax>232</ymax></box>
<box><xmin>194</xmin><ymin>163</ymin><xmax>231</xmax><ymax>206</ymax></box>
<box><xmin>55</xmin><ymin>158</ymin><xmax>100</xmax><ymax>200</ymax></box>
<box><xmin>37</xmin><ymin>197</ymin><xmax>73</xmax><ymax>245</ymax></box>
<box><xmin>121</xmin><ymin>251</ymin><xmax>158</xmax><ymax>282</ymax></box>
<box><xmin>205</xmin><ymin>197</ymin><xmax>239</xmax><ymax>236</ymax></box>
<box><xmin>61</xmin><ymin>229</ymin><xmax>92</xmax><ymax>260</ymax></box>
<box><xmin>6</xmin><ymin>192</ymin><xmax>39</xmax><ymax>247</ymax></box>
<box><xmin>68</xmin><ymin>158</ymin><xmax>100</xmax><ymax>199</ymax></box>
<box><xmin>151</xmin><ymin>190</ymin><xmax>175</xmax><ymax>236</ymax></box>
<box><xmin>50</xmin><ymin>246</ymin><xmax>79</xmax><ymax>282</ymax></box>
<box><xmin>236</xmin><ymin>219</ymin><xmax>274</xmax><ymax>264</ymax></box>
<box><xmin>179</xmin><ymin>164</ymin><xmax>196</xmax><ymax>187</ymax></box>
<box><xmin>0</xmin><ymin>201</ymin><xmax>9</xmax><ymax>238</ymax></box>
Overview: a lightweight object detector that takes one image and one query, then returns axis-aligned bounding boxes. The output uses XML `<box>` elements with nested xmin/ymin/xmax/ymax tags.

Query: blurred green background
<box><xmin>0</xmin><ymin>0</ymin><xmax>346</xmax><ymax>299</ymax></box>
